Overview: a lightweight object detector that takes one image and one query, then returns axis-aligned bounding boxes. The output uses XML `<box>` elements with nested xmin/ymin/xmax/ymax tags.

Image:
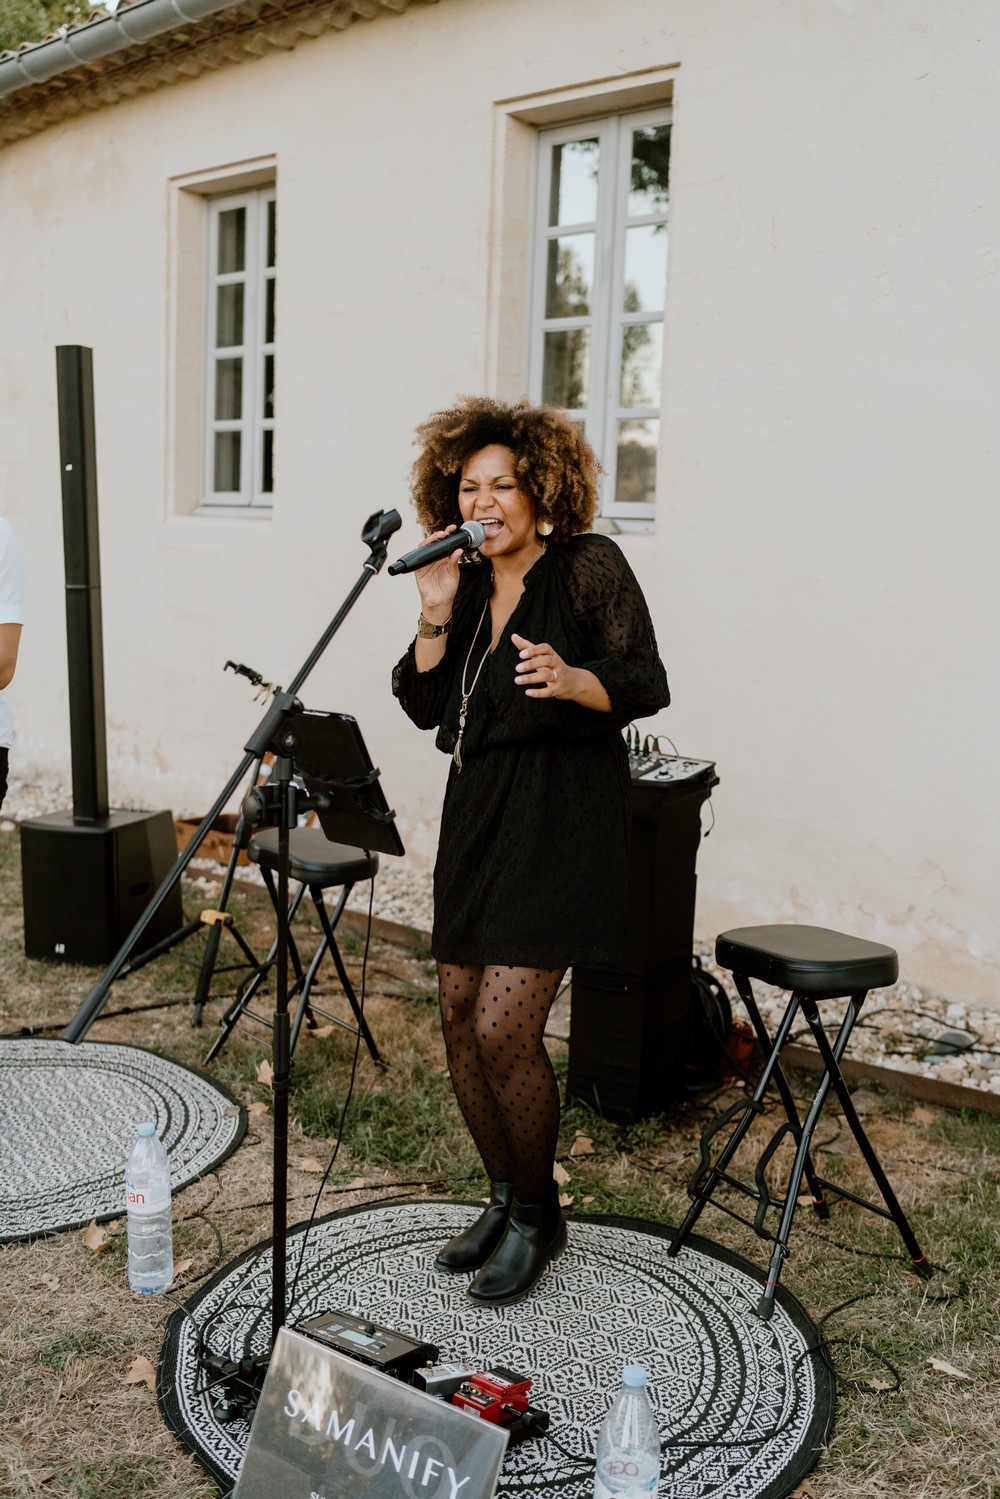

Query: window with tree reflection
<box><xmin>529</xmin><ymin>110</ymin><xmax>670</xmax><ymax>526</ymax></box>
<box><xmin>203</xmin><ymin>187</ymin><xmax>276</xmax><ymax>509</ymax></box>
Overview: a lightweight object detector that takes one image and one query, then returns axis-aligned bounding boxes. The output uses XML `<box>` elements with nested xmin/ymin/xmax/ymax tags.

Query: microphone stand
<box><xmin>63</xmin><ymin>508</ymin><xmax>401</xmax><ymax>1043</ymax></box>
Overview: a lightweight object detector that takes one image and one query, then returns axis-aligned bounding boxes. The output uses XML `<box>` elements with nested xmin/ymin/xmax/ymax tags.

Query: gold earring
<box><xmin>536</xmin><ymin>518</ymin><xmax>554</xmax><ymax>537</ymax></box>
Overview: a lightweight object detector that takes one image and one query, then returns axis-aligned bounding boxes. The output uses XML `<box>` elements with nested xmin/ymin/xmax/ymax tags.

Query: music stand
<box><xmin>239</xmin><ymin>702</ymin><xmax>403</xmax><ymax>1353</ymax></box>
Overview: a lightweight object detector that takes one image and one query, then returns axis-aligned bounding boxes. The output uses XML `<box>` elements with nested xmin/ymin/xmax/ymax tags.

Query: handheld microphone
<box><xmin>387</xmin><ymin>521</ymin><xmax>486</xmax><ymax>576</ymax></box>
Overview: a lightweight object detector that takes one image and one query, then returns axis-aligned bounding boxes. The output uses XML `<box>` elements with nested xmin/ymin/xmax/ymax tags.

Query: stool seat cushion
<box><xmin>715</xmin><ymin>923</ymin><xmax>898</xmax><ymax>996</ymax></box>
<box><xmin>248</xmin><ymin>826</ymin><xmax>378</xmax><ymax>887</ymax></box>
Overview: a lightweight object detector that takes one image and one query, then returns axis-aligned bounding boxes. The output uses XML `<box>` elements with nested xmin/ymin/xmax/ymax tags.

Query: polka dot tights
<box><xmin>438</xmin><ymin>963</ymin><xmax>565</xmax><ymax>1204</ymax></box>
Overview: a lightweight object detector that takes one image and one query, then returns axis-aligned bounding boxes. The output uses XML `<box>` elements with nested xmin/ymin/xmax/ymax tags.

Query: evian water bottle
<box><xmin>594</xmin><ymin>1364</ymin><xmax>661</xmax><ymax>1499</ymax></box>
<box><xmin>125</xmin><ymin>1121</ymin><xmax>173</xmax><ymax>1293</ymax></box>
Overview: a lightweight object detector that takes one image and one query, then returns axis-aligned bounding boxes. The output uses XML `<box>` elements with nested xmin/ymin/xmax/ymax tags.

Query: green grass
<box><xmin>1</xmin><ymin>828</ymin><xmax>1000</xmax><ymax>1497</ymax></box>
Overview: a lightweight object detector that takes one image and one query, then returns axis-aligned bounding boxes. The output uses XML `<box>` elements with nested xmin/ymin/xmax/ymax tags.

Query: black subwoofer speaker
<box><xmin>20</xmin><ymin>810</ymin><xmax>183</xmax><ymax>965</ymax></box>
<box><xmin>567</xmin><ymin>955</ymin><xmax>692</xmax><ymax>1121</ymax></box>
<box><xmin>567</xmin><ymin>770</ymin><xmax>718</xmax><ymax>1122</ymax></box>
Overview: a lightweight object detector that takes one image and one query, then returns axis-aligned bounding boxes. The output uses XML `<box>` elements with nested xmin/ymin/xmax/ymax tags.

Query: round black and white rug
<box><xmin>160</xmin><ymin>1198</ymin><xmax>834</xmax><ymax>1498</ymax></box>
<box><xmin>0</xmin><ymin>1038</ymin><xmax>246</xmax><ymax>1242</ymax></box>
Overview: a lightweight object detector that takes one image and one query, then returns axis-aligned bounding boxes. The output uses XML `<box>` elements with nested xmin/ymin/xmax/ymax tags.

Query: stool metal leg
<box><xmin>308</xmin><ymin>885</ymin><xmax>383</xmax><ymax>1066</ymax></box>
<box><xmin>288</xmin><ymin>929</ymin><xmax>333</xmax><ymax>1054</ymax></box>
<box><xmin>668</xmin><ymin>982</ymin><xmax>808</xmax><ymax>1259</ymax></box>
<box><xmin>756</xmin><ymin>990</ymin><xmax>930</xmax><ymax>1317</ymax></box>
<box><xmin>800</xmin><ymin>994</ymin><xmax>929</xmax><ymax>1277</ymax></box>
<box><xmin>732</xmin><ymin>973</ymin><xmax>830</xmax><ymax>1219</ymax></box>
<box><xmin>755</xmin><ymin>1004</ymin><xmax>850</xmax><ymax>1318</ymax></box>
<box><xmin>204</xmin><ymin>882</ymin><xmax>310</xmax><ymax>1064</ymax></box>
<box><xmin>258</xmin><ymin>866</ymin><xmax>310</xmax><ymax>995</ymax></box>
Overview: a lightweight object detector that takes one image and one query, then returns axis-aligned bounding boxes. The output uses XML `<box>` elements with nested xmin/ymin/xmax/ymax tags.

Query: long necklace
<box><xmin>453</xmin><ymin>595</ymin><xmax>510</xmax><ymax>771</ymax></box>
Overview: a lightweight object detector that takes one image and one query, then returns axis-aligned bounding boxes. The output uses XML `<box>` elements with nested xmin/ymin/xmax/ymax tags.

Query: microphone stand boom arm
<box><xmin>62</xmin><ymin>508</ymin><xmax>402</xmax><ymax>1044</ymax></box>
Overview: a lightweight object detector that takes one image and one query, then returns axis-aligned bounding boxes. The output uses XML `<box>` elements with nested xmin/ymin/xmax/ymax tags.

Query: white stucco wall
<box><xmin>1</xmin><ymin>0</ymin><xmax>997</xmax><ymax>1005</ymax></box>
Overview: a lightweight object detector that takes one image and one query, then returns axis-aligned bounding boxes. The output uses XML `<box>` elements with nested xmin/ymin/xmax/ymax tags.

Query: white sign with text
<box><xmin>232</xmin><ymin>1327</ymin><xmax>508</xmax><ymax>1499</ymax></box>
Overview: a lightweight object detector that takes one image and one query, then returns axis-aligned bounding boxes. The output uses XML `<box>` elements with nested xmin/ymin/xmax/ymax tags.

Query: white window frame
<box><xmin>201</xmin><ymin>186</ymin><xmax>276</xmax><ymax>510</ymax></box>
<box><xmin>527</xmin><ymin>106</ymin><xmax>671</xmax><ymax>527</ymax></box>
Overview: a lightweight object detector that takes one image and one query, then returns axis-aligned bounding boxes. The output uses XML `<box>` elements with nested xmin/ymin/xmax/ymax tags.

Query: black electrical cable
<box><xmin>171</xmin><ymin>1211</ymin><xmax>225</xmax><ymax>1286</ymax></box>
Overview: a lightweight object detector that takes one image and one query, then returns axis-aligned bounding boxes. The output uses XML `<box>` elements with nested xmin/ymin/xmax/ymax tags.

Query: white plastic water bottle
<box><xmin>125</xmin><ymin>1121</ymin><xmax>173</xmax><ymax>1294</ymax></box>
<box><xmin>594</xmin><ymin>1364</ymin><xmax>661</xmax><ymax>1499</ymax></box>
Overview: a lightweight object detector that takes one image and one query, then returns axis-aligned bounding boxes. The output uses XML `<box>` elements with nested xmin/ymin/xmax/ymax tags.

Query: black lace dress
<box><xmin>392</xmin><ymin>532</ymin><xmax>670</xmax><ymax>969</ymax></box>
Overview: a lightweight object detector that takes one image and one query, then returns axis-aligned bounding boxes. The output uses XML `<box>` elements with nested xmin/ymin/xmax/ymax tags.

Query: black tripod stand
<box><xmin>234</xmin><ymin>703</ymin><xmax>404</xmax><ymax>1350</ymax></box>
<box><xmin>63</xmin><ymin>508</ymin><xmax>403</xmax><ymax>1044</ymax></box>
<box><xmin>191</xmin><ymin>702</ymin><xmax>404</xmax><ymax>1431</ymax></box>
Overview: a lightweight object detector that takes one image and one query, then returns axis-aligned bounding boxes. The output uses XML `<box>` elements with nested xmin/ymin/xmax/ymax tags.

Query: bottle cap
<box><xmin>137</xmin><ymin>1122</ymin><xmax>157</xmax><ymax>1137</ymax></box>
<box><xmin>622</xmin><ymin>1364</ymin><xmax>648</xmax><ymax>1387</ymax></box>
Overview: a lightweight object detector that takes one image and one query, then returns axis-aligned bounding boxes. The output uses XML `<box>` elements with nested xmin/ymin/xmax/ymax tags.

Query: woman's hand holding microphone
<box><xmin>412</xmin><ymin>525</ymin><xmax>462</xmax><ymax>670</ymax></box>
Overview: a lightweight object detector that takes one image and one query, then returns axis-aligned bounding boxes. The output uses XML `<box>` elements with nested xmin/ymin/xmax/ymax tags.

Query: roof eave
<box><xmin>1</xmin><ymin>0</ymin><xmax>272</xmax><ymax>101</ymax></box>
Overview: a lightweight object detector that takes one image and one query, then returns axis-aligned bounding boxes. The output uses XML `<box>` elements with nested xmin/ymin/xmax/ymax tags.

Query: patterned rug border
<box><xmin>0</xmin><ymin>1037</ymin><xmax>248</xmax><ymax>1244</ymax></box>
<box><xmin>159</xmin><ymin>1195</ymin><xmax>836</xmax><ymax>1498</ymax></box>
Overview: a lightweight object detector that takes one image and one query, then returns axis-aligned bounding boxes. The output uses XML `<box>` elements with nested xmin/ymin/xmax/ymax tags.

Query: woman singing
<box><xmin>392</xmin><ymin>396</ymin><xmax>669</xmax><ymax>1305</ymax></box>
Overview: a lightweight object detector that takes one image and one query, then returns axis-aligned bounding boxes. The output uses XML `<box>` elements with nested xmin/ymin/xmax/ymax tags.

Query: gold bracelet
<box><xmin>416</xmin><ymin>613</ymin><xmax>452</xmax><ymax>639</ymax></box>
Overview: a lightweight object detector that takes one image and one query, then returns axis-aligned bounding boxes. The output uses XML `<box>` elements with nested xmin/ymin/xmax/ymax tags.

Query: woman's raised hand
<box><xmin>512</xmin><ymin>632</ymin><xmax>613</xmax><ymax>712</ymax></box>
<box><xmin>512</xmin><ymin>633</ymin><xmax>579</xmax><ymax>699</ymax></box>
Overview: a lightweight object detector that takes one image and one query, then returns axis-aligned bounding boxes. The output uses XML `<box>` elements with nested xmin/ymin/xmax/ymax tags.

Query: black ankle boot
<box><xmin>435</xmin><ymin>1181</ymin><xmax>514</xmax><ymax>1272</ymax></box>
<box><xmin>466</xmin><ymin>1191</ymin><xmax>566</xmax><ymax>1306</ymax></box>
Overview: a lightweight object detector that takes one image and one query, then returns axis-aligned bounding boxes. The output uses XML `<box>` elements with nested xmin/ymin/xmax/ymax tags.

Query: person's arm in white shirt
<box><xmin>0</xmin><ymin>623</ymin><xmax>21</xmax><ymax>690</ymax></box>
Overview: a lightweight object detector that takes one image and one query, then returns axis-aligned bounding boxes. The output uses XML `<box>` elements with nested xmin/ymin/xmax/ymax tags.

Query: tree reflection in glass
<box><xmin>615</xmin><ymin>419</ymin><xmax>659</xmax><ymax>505</ymax></box>
<box><xmin>543</xmin><ymin>329</ymin><xmax>590</xmax><ymax>410</ymax></box>
<box><xmin>545</xmin><ymin>235</ymin><xmax>594</xmax><ymax>318</ymax></box>
<box><xmin>628</xmin><ymin>125</ymin><xmax>670</xmax><ymax>216</ymax></box>
<box><xmin>549</xmin><ymin>139</ymin><xmax>599</xmax><ymax>226</ymax></box>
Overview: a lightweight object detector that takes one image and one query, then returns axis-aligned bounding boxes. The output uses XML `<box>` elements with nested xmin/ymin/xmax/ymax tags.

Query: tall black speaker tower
<box><xmin>19</xmin><ymin>346</ymin><xmax>182</xmax><ymax>965</ymax></box>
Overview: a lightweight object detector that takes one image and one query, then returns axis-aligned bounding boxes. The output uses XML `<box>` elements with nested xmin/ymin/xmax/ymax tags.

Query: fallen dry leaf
<box><xmin>82</xmin><ymin>1221</ymin><xmax>109</xmax><ymax>1253</ymax></box>
<box><xmin>246</xmin><ymin>1100</ymin><xmax>269</xmax><ymax>1116</ymax></box>
<box><xmin>911</xmin><ymin>1106</ymin><xmax>937</xmax><ymax>1125</ymax></box>
<box><xmin>928</xmin><ymin>1357</ymin><xmax>972</xmax><ymax>1380</ymax></box>
<box><xmin>306</xmin><ymin>1024</ymin><xmax>336</xmax><ymax>1039</ymax></box>
<box><xmin>123</xmin><ymin>1355</ymin><xmax>157</xmax><ymax>1392</ymax></box>
<box><xmin>296</xmin><ymin>1158</ymin><xmax>326</xmax><ymax>1174</ymax></box>
<box><xmin>569</xmin><ymin>1133</ymin><xmax>595</xmax><ymax>1157</ymax></box>
<box><xmin>558</xmin><ymin>1193</ymin><xmax>574</xmax><ymax>1208</ymax></box>
<box><xmin>788</xmin><ymin>1481</ymin><xmax>818</xmax><ymax>1498</ymax></box>
<box><xmin>256</xmin><ymin>1059</ymin><xmax>274</xmax><ymax>1086</ymax></box>
<box><xmin>173</xmin><ymin>1257</ymin><xmax>194</xmax><ymax>1278</ymax></box>
<box><xmin>582</xmin><ymin>1195</ymin><xmax>594</xmax><ymax>1205</ymax></box>
<box><xmin>346</xmin><ymin>1176</ymin><xmax>370</xmax><ymax>1190</ymax></box>
<box><xmin>552</xmin><ymin>1161</ymin><xmax>571</xmax><ymax>1185</ymax></box>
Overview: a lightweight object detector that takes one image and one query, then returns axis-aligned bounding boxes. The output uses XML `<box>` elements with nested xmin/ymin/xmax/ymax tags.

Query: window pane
<box><xmin>623</xmin><ymin>224</ymin><xmax>668</xmax><ymax>313</ymax></box>
<box><xmin>262</xmin><ymin>428</ymin><xmax>274</xmax><ymax>494</ymax></box>
<box><xmin>217</xmin><ymin>208</ymin><xmax>246</xmax><ymax>274</ymax></box>
<box><xmin>214</xmin><ymin>430</ymin><xmax>241</xmax><ymax>492</ymax></box>
<box><xmin>548</xmin><ymin>138</ymin><xmax>599</xmax><ymax>226</ymax></box>
<box><xmin>619</xmin><ymin>321</ymin><xmax>663</xmax><ymax>408</ymax></box>
<box><xmin>545</xmin><ymin>234</ymin><xmax>595</xmax><ymax>317</ymax></box>
<box><xmin>266</xmin><ymin>199</ymin><xmax>276</xmax><ymax>269</ymax></box>
<box><xmin>615</xmin><ymin>419</ymin><xmax>658</xmax><ymax>504</ymax></box>
<box><xmin>628</xmin><ymin>124</ymin><xmax>670</xmax><ymax>216</ymax></box>
<box><xmin>265</xmin><ymin>278</ymin><xmax>276</xmax><ymax>345</ymax></box>
<box><xmin>263</xmin><ymin>353</ymin><xmax>274</xmax><ymax>419</ymax></box>
<box><xmin>542</xmin><ymin>328</ymin><xmax>590</xmax><ymax>409</ymax></box>
<box><xmin>216</xmin><ymin>283</ymin><xmax>244</xmax><ymax>348</ymax></box>
<box><xmin>214</xmin><ymin>357</ymin><xmax>243</xmax><ymax>420</ymax></box>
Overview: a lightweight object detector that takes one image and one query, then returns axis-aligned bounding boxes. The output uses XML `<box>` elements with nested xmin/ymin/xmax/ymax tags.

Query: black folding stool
<box><xmin>205</xmin><ymin>826</ymin><xmax>382</xmax><ymax>1067</ymax></box>
<box><xmin>667</xmin><ymin>923</ymin><xmax>931</xmax><ymax>1318</ymax></box>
